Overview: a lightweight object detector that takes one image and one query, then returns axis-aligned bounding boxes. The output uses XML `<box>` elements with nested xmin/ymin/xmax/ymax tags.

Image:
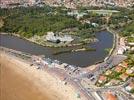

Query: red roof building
<box><xmin>114</xmin><ymin>66</ymin><xmax>123</xmax><ymax>73</ymax></box>
<box><xmin>120</xmin><ymin>61</ymin><xmax>128</xmax><ymax>68</ymax></box>
<box><xmin>119</xmin><ymin>73</ymin><xmax>129</xmax><ymax>81</ymax></box>
<box><xmin>106</xmin><ymin>92</ymin><xmax>118</xmax><ymax>100</ymax></box>
<box><xmin>98</xmin><ymin>75</ymin><xmax>107</xmax><ymax>84</ymax></box>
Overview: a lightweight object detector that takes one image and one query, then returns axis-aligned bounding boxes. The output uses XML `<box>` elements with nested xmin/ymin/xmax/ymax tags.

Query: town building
<box><xmin>67</xmin><ymin>10</ymin><xmax>87</xmax><ymax>20</ymax></box>
<box><xmin>114</xmin><ymin>66</ymin><xmax>123</xmax><ymax>73</ymax></box>
<box><xmin>106</xmin><ymin>79</ymin><xmax>119</xmax><ymax>86</ymax></box>
<box><xmin>125</xmin><ymin>82</ymin><xmax>134</xmax><ymax>92</ymax></box>
<box><xmin>126</xmin><ymin>67</ymin><xmax>134</xmax><ymax>75</ymax></box>
<box><xmin>119</xmin><ymin>61</ymin><xmax>128</xmax><ymax>68</ymax></box>
<box><xmin>98</xmin><ymin>75</ymin><xmax>107</xmax><ymax>84</ymax></box>
<box><xmin>106</xmin><ymin>92</ymin><xmax>118</xmax><ymax>100</ymax></box>
<box><xmin>105</xmin><ymin>70</ymin><xmax>112</xmax><ymax>75</ymax></box>
<box><xmin>117</xmin><ymin>46</ymin><xmax>127</xmax><ymax>55</ymax></box>
<box><xmin>127</xmin><ymin>42</ymin><xmax>134</xmax><ymax>51</ymax></box>
<box><xmin>119</xmin><ymin>73</ymin><xmax>129</xmax><ymax>81</ymax></box>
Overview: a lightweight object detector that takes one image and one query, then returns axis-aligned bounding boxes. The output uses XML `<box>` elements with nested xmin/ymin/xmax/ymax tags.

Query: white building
<box><xmin>126</xmin><ymin>67</ymin><xmax>134</xmax><ymax>74</ymax></box>
<box><xmin>125</xmin><ymin>82</ymin><xmax>134</xmax><ymax>92</ymax></box>
<box><xmin>46</xmin><ymin>32</ymin><xmax>74</xmax><ymax>43</ymax></box>
<box><xmin>128</xmin><ymin>42</ymin><xmax>134</xmax><ymax>46</ymax></box>
<box><xmin>29</xmin><ymin>0</ymin><xmax>36</xmax><ymax>4</ymax></box>
<box><xmin>67</xmin><ymin>10</ymin><xmax>87</xmax><ymax>20</ymax></box>
<box><xmin>117</xmin><ymin>46</ymin><xmax>127</xmax><ymax>55</ymax></box>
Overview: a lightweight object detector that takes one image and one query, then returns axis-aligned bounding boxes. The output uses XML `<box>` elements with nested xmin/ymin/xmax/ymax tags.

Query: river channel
<box><xmin>0</xmin><ymin>31</ymin><xmax>113</xmax><ymax>67</ymax></box>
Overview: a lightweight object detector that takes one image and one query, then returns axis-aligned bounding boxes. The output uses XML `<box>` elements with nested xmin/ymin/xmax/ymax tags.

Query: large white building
<box><xmin>117</xmin><ymin>46</ymin><xmax>126</xmax><ymax>55</ymax></box>
<box><xmin>46</xmin><ymin>32</ymin><xmax>74</xmax><ymax>43</ymax></box>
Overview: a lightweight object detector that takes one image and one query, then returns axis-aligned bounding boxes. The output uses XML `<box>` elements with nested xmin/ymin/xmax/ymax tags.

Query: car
<box><xmin>90</xmin><ymin>77</ymin><xmax>95</xmax><ymax>81</ymax></box>
<box><xmin>87</xmin><ymin>74</ymin><xmax>94</xmax><ymax>78</ymax></box>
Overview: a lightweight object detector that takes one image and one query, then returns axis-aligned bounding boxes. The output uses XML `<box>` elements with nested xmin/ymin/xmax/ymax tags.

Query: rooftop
<box><xmin>114</xmin><ymin>66</ymin><xmax>123</xmax><ymax>73</ymax></box>
<box><xmin>119</xmin><ymin>73</ymin><xmax>129</xmax><ymax>81</ymax></box>
<box><xmin>106</xmin><ymin>79</ymin><xmax>119</xmax><ymax>86</ymax></box>
<box><xmin>126</xmin><ymin>67</ymin><xmax>134</xmax><ymax>74</ymax></box>
<box><xmin>129</xmin><ymin>82</ymin><xmax>134</xmax><ymax>89</ymax></box>
<box><xmin>119</xmin><ymin>61</ymin><xmax>128</xmax><ymax>68</ymax></box>
<box><xmin>106</xmin><ymin>92</ymin><xmax>118</xmax><ymax>100</ymax></box>
<box><xmin>125</xmin><ymin>82</ymin><xmax>134</xmax><ymax>91</ymax></box>
<box><xmin>98</xmin><ymin>75</ymin><xmax>107</xmax><ymax>83</ymax></box>
<box><xmin>105</xmin><ymin>70</ymin><xmax>112</xmax><ymax>75</ymax></box>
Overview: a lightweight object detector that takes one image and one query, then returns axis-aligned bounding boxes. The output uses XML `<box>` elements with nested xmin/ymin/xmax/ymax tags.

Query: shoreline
<box><xmin>0</xmin><ymin>50</ymin><xmax>88</xmax><ymax>100</ymax></box>
<box><xmin>0</xmin><ymin>32</ymin><xmax>97</xmax><ymax>48</ymax></box>
<box><xmin>0</xmin><ymin>30</ymin><xmax>114</xmax><ymax>67</ymax></box>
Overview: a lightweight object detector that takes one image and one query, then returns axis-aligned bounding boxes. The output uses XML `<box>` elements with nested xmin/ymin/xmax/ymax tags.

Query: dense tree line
<box><xmin>0</xmin><ymin>7</ymin><xmax>82</xmax><ymax>38</ymax></box>
<box><xmin>0</xmin><ymin>6</ymin><xmax>96</xmax><ymax>38</ymax></box>
<box><xmin>108</xmin><ymin>8</ymin><xmax>134</xmax><ymax>36</ymax></box>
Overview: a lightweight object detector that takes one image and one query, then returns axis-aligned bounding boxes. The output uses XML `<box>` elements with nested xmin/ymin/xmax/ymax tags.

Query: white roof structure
<box><xmin>128</xmin><ymin>42</ymin><xmax>134</xmax><ymax>46</ymax></box>
<box><xmin>46</xmin><ymin>32</ymin><xmax>74</xmax><ymax>42</ymax></box>
<box><xmin>117</xmin><ymin>46</ymin><xmax>127</xmax><ymax>55</ymax></box>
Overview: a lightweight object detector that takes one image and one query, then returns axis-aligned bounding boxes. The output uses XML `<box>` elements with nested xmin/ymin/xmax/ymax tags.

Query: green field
<box><xmin>87</xmin><ymin>10</ymin><xmax>119</xmax><ymax>15</ymax></box>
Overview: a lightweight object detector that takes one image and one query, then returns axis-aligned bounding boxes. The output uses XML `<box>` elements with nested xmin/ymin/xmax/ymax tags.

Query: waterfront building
<box><xmin>128</xmin><ymin>42</ymin><xmax>134</xmax><ymax>46</ymax></box>
<box><xmin>46</xmin><ymin>32</ymin><xmax>74</xmax><ymax>43</ymax></box>
<box><xmin>117</xmin><ymin>46</ymin><xmax>126</xmax><ymax>55</ymax></box>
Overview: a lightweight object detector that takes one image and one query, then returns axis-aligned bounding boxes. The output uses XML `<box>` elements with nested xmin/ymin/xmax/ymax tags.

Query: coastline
<box><xmin>0</xmin><ymin>30</ymin><xmax>114</xmax><ymax>67</ymax></box>
<box><xmin>0</xmin><ymin>32</ymin><xmax>98</xmax><ymax>48</ymax></box>
<box><xmin>0</xmin><ymin>51</ymin><xmax>88</xmax><ymax>100</ymax></box>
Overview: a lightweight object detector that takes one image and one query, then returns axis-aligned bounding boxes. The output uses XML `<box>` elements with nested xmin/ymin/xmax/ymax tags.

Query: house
<box><xmin>98</xmin><ymin>75</ymin><xmax>107</xmax><ymax>84</ymax></box>
<box><xmin>29</xmin><ymin>0</ymin><xmax>36</xmax><ymax>5</ymax></box>
<box><xmin>119</xmin><ymin>61</ymin><xmax>128</xmax><ymax>68</ymax></box>
<box><xmin>130</xmin><ymin>47</ymin><xmax>134</xmax><ymax>51</ymax></box>
<box><xmin>117</xmin><ymin>46</ymin><xmax>126</xmax><ymax>55</ymax></box>
<box><xmin>119</xmin><ymin>73</ymin><xmax>129</xmax><ymax>81</ymax></box>
<box><xmin>80</xmin><ymin>19</ymin><xmax>91</xmax><ymax>24</ymax></box>
<box><xmin>117</xmin><ymin>47</ymin><xmax>124</xmax><ymax>55</ymax></box>
<box><xmin>106</xmin><ymin>92</ymin><xmax>118</xmax><ymax>100</ymax></box>
<box><xmin>120</xmin><ymin>37</ymin><xmax>126</xmax><ymax>46</ymax></box>
<box><xmin>67</xmin><ymin>10</ymin><xmax>78</xmax><ymax>16</ymax></box>
<box><xmin>105</xmin><ymin>70</ymin><xmax>112</xmax><ymax>75</ymax></box>
<box><xmin>67</xmin><ymin>10</ymin><xmax>87</xmax><ymax>20</ymax></box>
<box><xmin>91</xmin><ymin>23</ymin><xmax>99</xmax><ymax>27</ymax></box>
<box><xmin>125</xmin><ymin>82</ymin><xmax>134</xmax><ymax>92</ymax></box>
<box><xmin>114</xmin><ymin>66</ymin><xmax>123</xmax><ymax>73</ymax></box>
<box><xmin>126</xmin><ymin>69</ymin><xmax>133</xmax><ymax>74</ymax></box>
<box><xmin>106</xmin><ymin>79</ymin><xmax>119</xmax><ymax>86</ymax></box>
<box><xmin>126</xmin><ymin>42</ymin><xmax>134</xmax><ymax>51</ymax></box>
<box><xmin>126</xmin><ymin>67</ymin><xmax>134</xmax><ymax>74</ymax></box>
<box><xmin>128</xmin><ymin>42</ymin><xmax>134</xmax><ymax>46</ymax></box>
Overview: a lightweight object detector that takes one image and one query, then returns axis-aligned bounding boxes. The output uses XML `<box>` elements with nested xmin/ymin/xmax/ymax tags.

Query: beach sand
<box><xmin>0</xmin><ymin>52</ymin><xmax>87</xmax><ymax>100</ymax></box>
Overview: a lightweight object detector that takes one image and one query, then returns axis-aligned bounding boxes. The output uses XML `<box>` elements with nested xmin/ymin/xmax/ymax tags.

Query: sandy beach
<box><xmin>0</xmin><ymin>51</ymin><xmax>87</xmax><ymax>100</ymax></box>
